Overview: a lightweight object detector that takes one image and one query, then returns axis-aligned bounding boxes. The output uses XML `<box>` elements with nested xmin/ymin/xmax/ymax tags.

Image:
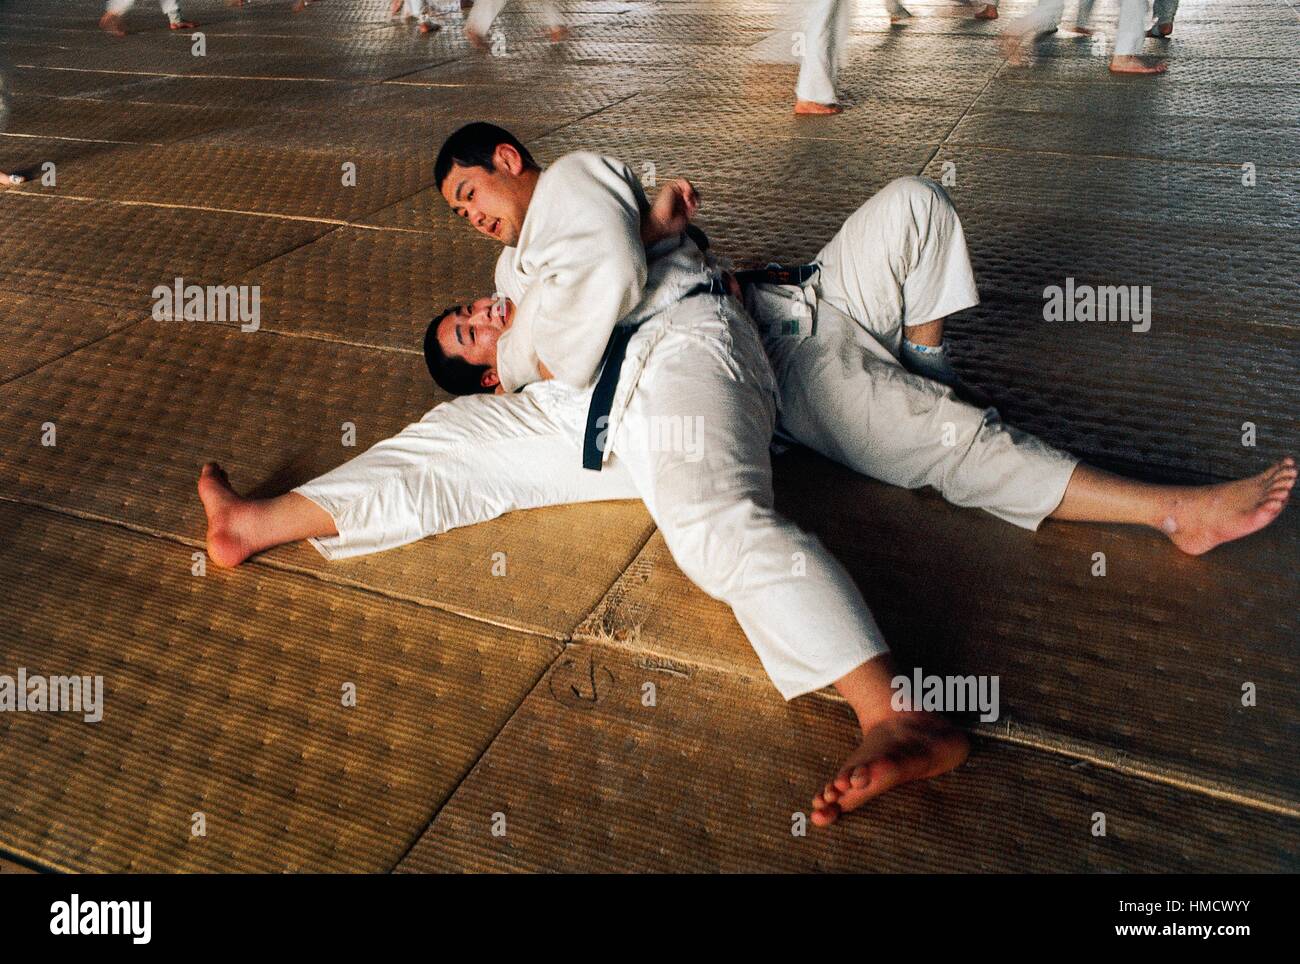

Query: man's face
<box><xmin>436</xmin><ymin>296</ymin><xmax>514</xmax><ymax>370</ymax></box>
<box><xmin>440</xmin><ymin>145</ymin><xmax>535</xmax><ymax>246</ymax></box>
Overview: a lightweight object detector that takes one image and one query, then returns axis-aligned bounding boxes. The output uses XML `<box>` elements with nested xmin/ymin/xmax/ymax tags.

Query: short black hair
<box><xmin>424</xmin><ymin>306</ymin><xmax>494</xmax><ymax>396</ymax></box>
<box><xmin>435</xmin><ymin>122</ymin><xmax>538</xmax><ymax>192</ymax></box>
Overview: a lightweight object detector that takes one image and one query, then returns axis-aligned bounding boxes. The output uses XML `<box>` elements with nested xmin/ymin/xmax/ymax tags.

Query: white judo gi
<box><xmin>465</xmin><ymin>0</ymin><xmax>564</xmax><ymax>37</ymax></box>
<box><xmin>1005</xmin><ymin>0</ymin><xmax>1153</xmax><ymax>56</ymax></box>
<box><xmin>105</xmin><ymin>0</ymin><xmax>182</xmax><ymax>20</ymax></box>
<box><xmin>295</xmin><ymin>175</ymin><xmax>1076</xmax><ymax>699</ymax></box>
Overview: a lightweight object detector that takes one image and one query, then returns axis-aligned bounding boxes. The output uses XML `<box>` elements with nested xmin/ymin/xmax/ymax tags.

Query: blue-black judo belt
<box><xmin>581</xmin><ymin>275</ymin><xmax>728</xmax><ymax>471</ymax></box>
<box><xmin>732</xmin><ymin>261</ymin><xmax>819</xmax><ymax>288</ymax></box>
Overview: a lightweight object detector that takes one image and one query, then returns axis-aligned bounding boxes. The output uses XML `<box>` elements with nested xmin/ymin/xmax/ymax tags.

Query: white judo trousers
<box><xmin>295</xmin><ymin>177</ymin><xmax>1077</xmax><ymax>699</ymax></box>
<box><xmin>1006</xmin><ymin>0</ymin><xmax>1148</xmax><ymax>54</ymax></box>
<box><xmin>106</xmin><ymin>0</ymin><xmax>180</xmax><ymax>17</ymax></box>
<box><xmin>465</xmin><ymin>0</ymin><xmax>564</xmax><ymax>35</ymax></box>
<box><xmin>793</xmin><ymin>1</ymin><xmax>912</xmax><ymax>105</ymax></box>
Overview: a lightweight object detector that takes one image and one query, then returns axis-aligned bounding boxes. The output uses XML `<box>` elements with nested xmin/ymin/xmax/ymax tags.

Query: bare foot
<box><xmin>1110</xmin><ymin>54</ymin><xmax>1167</xmax><ymax>74</ymax></box>
<box><xmin>546</xmin><ymin>25</ymin><xmax>570</xmax><ymax>42</ymax></box>
<box><xmin>1147</xmin><ymin>22</ymin><xmax>1173</xmax><ymax>39</ymax></box>
<box><xmin>1071</xmin><ymin>24</ymin><xmax>1094</xmax><ymax>36</ymax></box>
<box><xmin>466</xmin><ymin>26</ymin><xmax>488</xmax><ymax>49</ymax></box>
<box><xmin>198</xmin><ymin>463</ymin><xmax>262</xmax><ymax>568</ymax></box>
<box><xmin>1000</xmin><ymin>32</ymin><xmax>1028</xmax><ymax>66</ymax></box>
<box><xmin>794</xmin><ymin>99</ymin><xmax>843</xmax><ymax>115</ymax></box>
<box><xmin>418</xmin><ymin>20</ymin><xmax>439</xmax><ymax>34</ymax></box>
<box><xmin>168</xmin><ymin>19</ymin><xmax>198</xmax><ymax>30</ymax></box>
<box><xmin>227</xmin><ymin>0</ymin><xmax>245</xmax><ymax>8</ymax></box>
<box><xmin>1159</xmin><ymin>458</ymin><xmax>1295</xmax><ymax>556</ymax></box>
<box><xmin>890</xmin><ymin>8</ymin><xmax>913</xmax><ymax>24</ymax></box>
<box><xmin>389</xmin><ymin>0</ymin><xmax>403</xmax><ymax>15</ymax></box>
<box><xmin>99</xmin><ymin>11</ymin><xmax>126</xmax><ymax>37</ymax></box>
<box><xmin>0</xmin><ymin>171</ymin><xmax>24</xmax><ymax>187</ymax></box>
<box><xmin>974</xmin><ymin>4</ymin><xmax>998</xmax><ymax>19</ymax></box>
<box><xmin>811</xmin><ymin>713</ymin><xmax>970</xmax><ymax>826</ymax></box>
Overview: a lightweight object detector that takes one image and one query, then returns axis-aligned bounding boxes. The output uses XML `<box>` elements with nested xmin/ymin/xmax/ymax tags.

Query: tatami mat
<box><xmin>576</xmin><ymin>448</ymin><xmax>1300</xmax><ymax>811</ymax></box>
<box><xmin>0</xmin><ymin>502</ymin><xmax>560</xmax><ymax>872</ymax></box>
<box><xmin>0</xmin><ymin>320</ymin><xmax>654</xmax><ymax>636</ymax></box>
<box><xmin>1</xmin><ymin>0</ymin><xmax>1295</xmax><ymax>874</ymax></box>
<box><xmin>398</xmin><ymin>642</ymin><xmax>1297</xmax><ymax>873</ymax></box>
<box><xmin>0</xmin><ymin>193</ymin><xmax>334</xmax><ymax>309</ymax></box>
<box><xmin>16</xmin><ymin>140</ymin><xmax>432</xmax><ymax>221</ymax></box>
<box><xmin>0</xmin><ymin>290</ymin><xmax>138</xmax><ymax>385</ymax></box>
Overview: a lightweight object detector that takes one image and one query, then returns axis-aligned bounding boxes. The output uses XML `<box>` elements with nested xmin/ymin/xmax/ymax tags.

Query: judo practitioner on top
<box><xmin>196</xmin><ymin>124</ymin><xmax>1295</xmax><ymax>827</ymax></box>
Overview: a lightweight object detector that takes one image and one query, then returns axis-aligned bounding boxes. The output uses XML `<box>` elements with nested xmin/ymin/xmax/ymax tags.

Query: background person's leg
<box><xmin>794</xmin><ymin>0</ymin><xmax>844</xmax><ymax>111</ymax></box>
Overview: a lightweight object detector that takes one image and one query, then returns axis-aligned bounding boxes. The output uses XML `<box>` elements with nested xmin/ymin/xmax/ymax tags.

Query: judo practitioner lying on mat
<box><xmin>198</xmin><ymin>123</ymin><xmax>1295</xmax><ymax>827</ymax></box>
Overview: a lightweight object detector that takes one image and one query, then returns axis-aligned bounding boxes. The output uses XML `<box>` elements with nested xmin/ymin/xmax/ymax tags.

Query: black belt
<box><xmin>581</xmin><ymin>276</ymin><xmax>728</xmax><ymax>471</ymax></box>
<box><xmin>732</xmin><ymin>262</ymin><xmax>819</xmax><ymax>288</ymax></box>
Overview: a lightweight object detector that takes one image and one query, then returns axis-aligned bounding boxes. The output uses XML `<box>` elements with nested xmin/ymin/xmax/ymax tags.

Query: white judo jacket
<box><xmin>492</xmin><ymin>151</ymin><xmax>716</xmax><ymax>395</ymax></box>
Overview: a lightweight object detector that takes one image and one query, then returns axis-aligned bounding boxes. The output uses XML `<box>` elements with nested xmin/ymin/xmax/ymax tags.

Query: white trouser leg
<box><xmin>538</xmin><ymin>2</ymin><xmax>564</xmax><ymax>28</ymax></box>
<box><xmin>612</xmin><ymin>294</ymin><xmax>888</xmax><ymax>700</ymax></box>
<box><xmin>812</xmin><ymin>176</ymin><xmax>980</xmax><ymax>361</ymax></box>
<box><xmin>1151</xmin><ymin>0</ymin><xmax>1178</xmax><ymax>25</ymax></box>
<box><xmin>1077</xmin><ymin>0</ymin><xmax>1097</xmax><ymax>29</ymax></box>
<box><xmin>795</xmin><ymin>0</ymin><xmax>845</xmax><ymax>105</ymax></box>
<box><xmin>106</xmin><ymin>0</ymin><xmax>136</xmax><ymax>14</ymax></box>
<box><xmin>1114</xmin><ymin>0</ymin><xmax>1148</xmax><ymax>55</ymax></box>
<box><xmin>884</xmin><ymin>0</ymin><xmax>909</xmax><ymax>15</ymax></box>
<box><xmin>778</xmin><ymin>175</ymin><xmax>1077</xmax><ymax>529</ymax></box>
<box><xmin>465</xmin><ymin>0</ymin><xmax>507</xmax><ymax>34</ymax></box>
<box><xmin>1008</xmin><ymin>0</ymin><xmax>1066</xmax><ymax>37</ymax></box>
<box><xmin>295</xmin><ymin>389</ymin><xmax>637</xmax><ymax>559</ymax></box>
<box><xmin>770</xmin><ymin>305</ymin><xmax>1078</xmax><ymax>530</ymax></box>
<box><xmin>160</xmin><ymin>0</ymin><xmax>179</xmax><ymax>18</ymax></box>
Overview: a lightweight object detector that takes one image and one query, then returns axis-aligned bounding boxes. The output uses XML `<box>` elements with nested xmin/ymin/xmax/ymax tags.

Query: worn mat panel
<box><xmin>0</xmin><ymin>193</ymin><xmax>334</xmax><ymax>309</ymax></box>
<box><xmin>949</xmin><ymin>108</ymin><xmax>1300</xmax><ymax>166</ymax></box>
<box><xmin>0</xmin><ymin>502</ymin><xmax>560</xmax><ymax>873</ymax></box>
<box><xmin>994</xmin><ymin>56</ymin><xmax>1300</xmax><ymax>88</ymax></box>
<box><xmin>575</xmin><ymin>445</ymin><xmax>1300</xmax><ymax>811</ymax></box>
<box><xmin>0</xmin><ymin>321</ymin><xmax>654</xmax><ymax>637</ymax></box>
<box><xmin>230</xmin><ymin>226</ymin><xmax>500</xmax><ymax>348</ymax></box>
<box><xmin>928</xmin><ymin>147</ymin><xmax>1299</xmax><ymax>233</ymax></box>
<box><xmin>944</xmin><ymin>302</ymin><xmax>1300</xmax><ymax>481</ymax></box>
<box><xmin>398</xmin><ymin>643</ymin><xmax>1298</xmax><ymax>873</ymax></box>
<box><xmin>16</xmin><ymin>141</ymin><xmax>431</xmax><ymax>221</ymax></box>
<box><xmin>977</xmin><ymin>77</ymin><xmax>1300</xmax><ymax>121</ymax></box>
<box><xmin>949</xmin><ymin>208</ymin><xmax>1300</xmax><ymax>330</ymax></box>
<box><xmin>8</xmin><ymin>65</ymin><xmax>161</xmax><ymax>99</ymax></box>
<box><xmin>583</xmin><ymin>90</ymin><xmax>963</xmax><ymax>145</ymax></box>
<box><xmin>1</xmin><ymin>94</ymin><xmax>258</xmax><ymax>146</ymax></box>
<box><xmin>0</xmin><ymin>291</ymin><xmax>138</xmax><ymax>385</ymax></box>
<box><xmin>80</xmin><ymin>74</ymin><xmax>359</xmax><ymax>110</ymax></box>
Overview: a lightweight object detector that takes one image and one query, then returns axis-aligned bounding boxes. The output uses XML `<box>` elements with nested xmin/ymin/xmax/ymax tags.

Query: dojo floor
<box><xmin>0</xmin><ymin>0</ymin><xmax>1296</xmax><ymax>873</ymax></box>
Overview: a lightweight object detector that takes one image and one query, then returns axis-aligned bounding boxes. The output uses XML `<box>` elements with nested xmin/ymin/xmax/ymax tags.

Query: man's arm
<box><xmin>641</xmin><ymin>178</ymin><xmax>700</xmax><ymax>248</ymax></box>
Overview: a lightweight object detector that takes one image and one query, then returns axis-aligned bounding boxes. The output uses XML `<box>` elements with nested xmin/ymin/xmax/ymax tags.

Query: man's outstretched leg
<box><xmin>813</xmin><ymin>655</ymin><xmax>970</xmax><ymax>826</ymax></box>
<box><xmin>1051</xmin><ymin>460</ymin><xmax>1295</xmax><ymax>555</ymax></box>
<box><xmin>610</xmin><ymin>291</ymin><xmax>969</xmax><ymax>819</ymax></box>
<box><xmin>197</xmin><ymin>388</ymin><xmax>638</xmax><ymax>567</ymax></box>
<box><xmin>772</xmin><ymin>175</ymin><xmax>1295</xmax><ymax>549</ymax></box>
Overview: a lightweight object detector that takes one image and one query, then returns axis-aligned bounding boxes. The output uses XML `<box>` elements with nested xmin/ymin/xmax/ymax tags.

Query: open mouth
<box><xmin>489</xmin><ymin>218</ymin><xmax>501</xmax><ymax>237</ymax></box>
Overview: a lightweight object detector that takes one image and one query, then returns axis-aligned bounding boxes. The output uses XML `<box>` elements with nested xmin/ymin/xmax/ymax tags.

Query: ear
<box><xmin>495</xmin><ymin>142</ymin><xmax>524</xmax><ymax>176</ymax></box>
<box><xmin>480</xmin><ymin>367</ymin><xmax>501</xmax><ymax>390</ymax></box>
